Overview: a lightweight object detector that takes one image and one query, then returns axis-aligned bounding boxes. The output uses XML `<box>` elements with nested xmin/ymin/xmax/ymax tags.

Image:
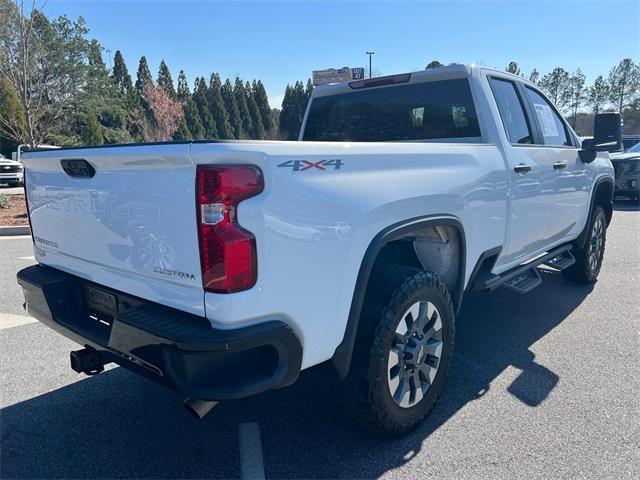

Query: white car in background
<box><xmin>0</xmin><ymin>153</ymin><xmax>24</xmax><ymax>187</ymax></box>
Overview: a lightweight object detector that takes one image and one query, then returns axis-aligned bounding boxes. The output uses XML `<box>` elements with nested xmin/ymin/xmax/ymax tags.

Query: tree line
<box><xmin>2</xmin><ymin>0</ymin><xmax>637</xmax><ymax>155</ymax></box>
<box><xmin>0</xmin><ymin>0</ymin><xmax>312</xmax><ymax>154</ymax></box>
<box><xmin>427</xmin><ymin>59</ymin><xmax>640</xmax><ymax>135</ymax></box>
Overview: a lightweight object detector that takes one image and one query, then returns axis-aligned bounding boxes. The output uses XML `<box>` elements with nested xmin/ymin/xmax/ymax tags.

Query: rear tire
<box><xmin>563</xmin><ymin>204</ymin><xmax>607</xmax><ymax>283</ymax></box>
<box><xmin>334</xmin><ymin>266</ymin><xmax>454</xmax><ymax>435</ymax></box>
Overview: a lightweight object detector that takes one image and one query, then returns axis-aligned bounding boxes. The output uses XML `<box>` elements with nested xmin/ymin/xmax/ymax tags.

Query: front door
<box><xmin>488</xmin><ymin>77</ymin><xmax>556</xmax><ymax>267</ymax></box>
<box><xmin>523</xmin><ymin>87</ymin><xmax>590</xmax><ymax>243</ymax></box>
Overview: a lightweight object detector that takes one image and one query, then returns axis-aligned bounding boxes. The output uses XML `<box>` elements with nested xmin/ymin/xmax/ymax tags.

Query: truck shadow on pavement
<box><xmin>1</xmin><ymin>271</ymin><xmax>594</xmax><ymax>479</ymax></box>
<box><xmin>613</xmin><ymin>199</ymin><xmax>640</xmax><ymax>212</ymax></box>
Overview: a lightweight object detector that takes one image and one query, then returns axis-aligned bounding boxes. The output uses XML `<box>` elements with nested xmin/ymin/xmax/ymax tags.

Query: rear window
<box><xmin>302</xmin><ymin>79</ymin><xmax>481</xmax><ymax>142</ymax></box>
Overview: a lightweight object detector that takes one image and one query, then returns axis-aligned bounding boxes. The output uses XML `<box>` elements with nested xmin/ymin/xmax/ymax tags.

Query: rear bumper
<box><xmin>17</xmin><ymin>265</ymin><xmax>302</xmax><ymax>400</ymax></box>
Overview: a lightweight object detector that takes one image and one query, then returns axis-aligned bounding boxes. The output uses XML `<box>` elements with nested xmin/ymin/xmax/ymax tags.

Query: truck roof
<box><xmin>311</xmin><ymin>63</ymin><xmax>536</xmax><ymax>98</ymax></box>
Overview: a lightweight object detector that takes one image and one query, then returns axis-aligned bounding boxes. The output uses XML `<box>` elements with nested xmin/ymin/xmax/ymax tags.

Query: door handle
<box><xmin>553</xmin><ymin>162</ymin><xmax>567</xmax><ymax>170</ymax></box>
<box><xmin>514</xmin><ymin>164</ymin><xmax>532</xmax><ymax>174</ymax></box>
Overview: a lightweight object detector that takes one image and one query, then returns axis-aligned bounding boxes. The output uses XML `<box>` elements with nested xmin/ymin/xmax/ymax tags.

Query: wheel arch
<box><xmin>330</xmin><ymin>215</ymin><xmax>466</xmax><ymax>379</ymax></box>
<box><xmin>575</xmin><ymin>176</ymin><xmax>614</xmax><ymax>250</ymax></box>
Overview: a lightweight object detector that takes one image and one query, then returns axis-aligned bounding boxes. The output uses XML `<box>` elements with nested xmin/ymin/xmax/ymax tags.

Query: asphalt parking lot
<box><xmin>1</xmin><ymin>202</ymin><xmax>639</xmax><ymax>479</ymax></box>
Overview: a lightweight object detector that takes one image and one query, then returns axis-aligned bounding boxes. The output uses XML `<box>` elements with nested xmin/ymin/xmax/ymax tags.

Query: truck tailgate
<box><xmin>23</xmin><ymin>144</ymin><xmax>205</xmax><ymax>316</ymax></box>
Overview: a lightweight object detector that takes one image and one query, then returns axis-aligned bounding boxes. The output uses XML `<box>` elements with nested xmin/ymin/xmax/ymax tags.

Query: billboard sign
<box><xmin>312</xmin><ymin>67</ymin><xmax>365</xmax><ymax>86</ymax></box>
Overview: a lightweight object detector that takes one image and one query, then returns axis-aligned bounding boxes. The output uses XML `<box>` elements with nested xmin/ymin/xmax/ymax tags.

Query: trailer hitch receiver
<box><xmin>70</xmin><ymin>347</ymin><xmax>106</xmax><ymax>375</ymax></box>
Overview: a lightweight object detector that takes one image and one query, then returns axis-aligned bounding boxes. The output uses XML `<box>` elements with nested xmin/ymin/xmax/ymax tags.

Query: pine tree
<box><xmin>193</xmin><ymin>77</ymin><xmax>217</xmax><ymax>138</ymax></box>
<box><xmin>208</xmin><ymin>73</ymin><xmax>234</xmax><ymax>139</ymax></box>
<box><xmin>234</xmin><ymin>77</ymin><xmax>253</xmax><ymax>139</ymax></box>
<box><xmin>506</xmin><ymin>61</ymin><xmax>521</xmax><ymax>76</ymax></box>
<box><xmin>252</xmin><ymin>80</ymin><xmax>273</xmax><ymax>137</ymax></box>
<box><xmin>305</xmin><ymin>78</ymin><xmax>314</xmax><ymax>103</ymax></box>
<box><xmin>177</xmin><ymin>70</ymin><xmax>190</xmax><ymax>102</ymax></box>
<box><xmin>112</xmin><ymin>50</ymin><xmax>133</xmax><ymax>96</ymax></box>
<box><xmin>222</xmin><ymin>78</ymin><xmax>243</xmax><ymax>138</ymax></box>
<box><xmin>245</xmin><ymin>81</ymin><xmax>265</xmax><ymax>139</ymax></box>
<box><xmin>529</xmin><ymin>69</ymin><xmax>540</xmax><ymax>85</ymax></box>
<box><xmin>173</xmin><ymin>116</ymin><xmax>193</xmax><ymax>140</ymax></box>
<box><xmin>426</xmin><ymin>60</ymin><xmax>443</xmax><ymax>69</ymax></box>
<box><xmin>184</xmin><ymin>98</ymin><xmax>205</xmax><ymax>139</ymax></box>
<box><xmin>78</xmin><ymin>40</ymin><xmax>129</xmax><ymax>144</ymax></box>
<box><xmin>80</xmin><ymin>111</ymin><xmax>104</xmax><ymax>145</ymax></box>
<box><xmin>176</xmin><ymin>71</ymin><xmax>203</xmax><ymax>139</ymax></box>
<box><xmin>135</xmin><ymin>56</ymin><xmax>153</xmax><ymax>99</ymax></box>
<box><xmin>0</xmin><ymin>78</ymin><xmax>26</xmax><ymax>144</ymax></box>
<box><xmin>279</xmin><ymin>84</ymin><xmax>294</xmax><ymax>140</ymax></box>
<box><xmin>279</xmin><ymin>80</ymin><xmax>309</xmax><ymax>140</ymax></box>
<box><xmin>157</xmin><ymin>60</ymin><xmax>176</xmax><ymax>99</ymax></box>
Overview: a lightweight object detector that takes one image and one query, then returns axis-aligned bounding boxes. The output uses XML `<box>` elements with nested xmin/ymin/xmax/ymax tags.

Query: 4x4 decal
<box><xmin>278</xmin><ymin>159</ymin><xmax>343</xmax><ymax>172</ymax></box>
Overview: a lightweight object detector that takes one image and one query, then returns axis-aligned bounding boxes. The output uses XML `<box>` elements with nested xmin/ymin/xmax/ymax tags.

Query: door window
<box><xmin>489</xmin><ymin>78</ymin><xmax>532</xmax><ymax>144</ymax></box>
<box><xmin>525</xmin><ymin>87</ymin><xmax>571</xmax><ymax>147</ymax></box>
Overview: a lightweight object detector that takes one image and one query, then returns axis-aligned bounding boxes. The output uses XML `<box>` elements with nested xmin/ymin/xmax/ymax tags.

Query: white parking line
<box><xmin>238</xmin><ymin>422</ymin><xmax>266</xmax><ymax>480</ymax></box>
<box><xmin>0</xmin><ymin>235</ymin><xmax>31</xmax><ymax>240</ymax></box>
<box><xmin>18</xmin><ymin>256</ymin><xmax>35</xmax><ymax>261</ymax></box>
<box><xmin>0</xmin><ymin>313</ymin><xmax>37</xmax><ymax>330</ymax></box>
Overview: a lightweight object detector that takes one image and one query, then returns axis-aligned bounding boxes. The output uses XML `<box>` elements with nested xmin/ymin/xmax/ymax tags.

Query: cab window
<box><xmin>489</xmin><ymin>78</ymin><xmax>532</xmax><ymax>144</ymax></box>
<box><xmin>524</xmin><ymin>87</ymin><xmax>571</xmax><ymax>147</ymax></box>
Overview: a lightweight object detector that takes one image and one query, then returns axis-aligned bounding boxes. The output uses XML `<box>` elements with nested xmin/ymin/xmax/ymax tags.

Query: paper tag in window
<box><xmin>534</xmin><ymin>103</ymin><xmax>558</xmax><ymax>137</ymax></box>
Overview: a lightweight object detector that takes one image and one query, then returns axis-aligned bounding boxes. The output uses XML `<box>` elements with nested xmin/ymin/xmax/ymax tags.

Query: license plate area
<box><xmin>85</xmin><ymin>286</ymin><xmax>118</xmax><ymax>327</ymax></box>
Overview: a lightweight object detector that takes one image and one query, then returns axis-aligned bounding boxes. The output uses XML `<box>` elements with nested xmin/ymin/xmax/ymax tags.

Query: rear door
<box><xmin>488</xmin><ymin>76</ymin><xmax>555</xmax><ymax>267</ymax></box>
<box><xmin>23</xmin><ymin>143</ymin><xmax>205</xmax><ymax>316</ymax></box>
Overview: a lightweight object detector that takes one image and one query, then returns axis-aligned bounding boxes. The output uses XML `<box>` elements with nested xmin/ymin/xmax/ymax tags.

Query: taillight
<box><xmin>196</xmin><ymin>165</ymin><xmax>263</xmax><ymax>293</ymax></box>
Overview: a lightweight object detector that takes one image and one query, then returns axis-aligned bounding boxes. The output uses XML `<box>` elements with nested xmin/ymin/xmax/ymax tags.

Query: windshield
<box><xmin>302</xmin><ymin>79</ymin><xmax>481</xmax><ymax>142</ymax></box>
<box><xmin>626</xmin><ymin>143</ymin><xmax>640</xmax><ymax>153</ymax></box>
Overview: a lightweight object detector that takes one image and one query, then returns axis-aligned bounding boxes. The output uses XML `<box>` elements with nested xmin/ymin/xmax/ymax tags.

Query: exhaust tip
<box><xmin>183</xmin><ymin>397</ymin><xmax>218</xmax><ymax>419</ymax></box>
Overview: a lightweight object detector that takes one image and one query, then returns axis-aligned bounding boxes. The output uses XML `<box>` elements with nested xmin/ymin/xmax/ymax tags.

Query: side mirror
<box><xmin>593</xmin><ymin>112</ymin><xmax>622</xmax><ymax>152</ymax></box>
<box><xmin>579</xmin><ymin>112</ymin><xmax>622</xmax><ymax>163</ymax></box>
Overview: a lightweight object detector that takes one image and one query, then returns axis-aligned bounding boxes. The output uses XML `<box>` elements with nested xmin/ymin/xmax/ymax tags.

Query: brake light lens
<box><xmin>196</xmin><ymin>165</ymin><xmax>263</xmax><ymax>293</ymax></box>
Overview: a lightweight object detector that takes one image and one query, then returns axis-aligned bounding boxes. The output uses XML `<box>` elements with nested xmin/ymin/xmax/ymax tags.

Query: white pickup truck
<box><xmin>17</xmin><ymin>65</ymin><xmax>619</xmax><ymax>434</ymax></box>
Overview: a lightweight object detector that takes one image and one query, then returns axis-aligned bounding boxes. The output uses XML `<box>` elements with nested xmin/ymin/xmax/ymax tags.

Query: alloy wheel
<box><xmin>588</xmin><ymin>213</ymin><xmax>604</xmax><ymax>272</ymax></box>
<box><xmin>387</xmin><ymin>301</ymin><xmax>444</xmax><ymax>408</ymax></box>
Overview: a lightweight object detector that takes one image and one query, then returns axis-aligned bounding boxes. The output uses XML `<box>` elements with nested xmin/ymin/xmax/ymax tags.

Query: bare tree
<box><xmin>607</xmin><ymin>58</ymin><xmax>640</xmax><ymax>113</ymax></box>
<box><xmin>0</xmin><ymin>0</ymin><xmax>91</xmax><ymax>147</ymax></box>
<box><xmin>587</xmin><ymin>76</ymin><xmax>609</xmax><ymax>114</ymax></box>
<box><xmin>568</xmin><ymin>69</ymin><xmax>586</xmax><ymax>128</ymax></box>
<box><xmin>538</xmin><ymin>67</ymin><xmax>572</xmax><ymax>112</ymax></box>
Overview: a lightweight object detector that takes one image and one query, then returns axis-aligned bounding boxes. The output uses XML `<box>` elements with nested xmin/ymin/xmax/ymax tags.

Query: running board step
<box><xmin>473</xmin><ymin>244</ymin><xmax>573</xmax><ymax>294</ymax></box>
<box><xmin>543</xmin><ymin>251</ymin><xmax>575</xmax><ymax>270</ymax></box>
<box><xmin>503</xmin><ymin>269</ymin><xmax>541</xmax><ymax>294</ymax></box>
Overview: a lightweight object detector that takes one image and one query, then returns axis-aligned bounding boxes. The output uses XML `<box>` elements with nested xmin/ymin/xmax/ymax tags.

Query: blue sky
<box><xmin>47</xmin><ymin>0</ymin><xmax>639</xmax><ymax>108</ymax></box>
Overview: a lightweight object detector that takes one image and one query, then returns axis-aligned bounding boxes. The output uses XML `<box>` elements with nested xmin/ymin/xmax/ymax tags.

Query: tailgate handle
<box><xmin>61</xmin><ymin>159</ymin><xmax>95</xmax><ymax>178</ymax></box>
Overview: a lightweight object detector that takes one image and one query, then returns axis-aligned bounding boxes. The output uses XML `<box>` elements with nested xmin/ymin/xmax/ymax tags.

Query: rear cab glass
<box><xmin>302</xmin><ymin>78</ymin><xmax>481</xmax><ymax>142</ymax></box>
